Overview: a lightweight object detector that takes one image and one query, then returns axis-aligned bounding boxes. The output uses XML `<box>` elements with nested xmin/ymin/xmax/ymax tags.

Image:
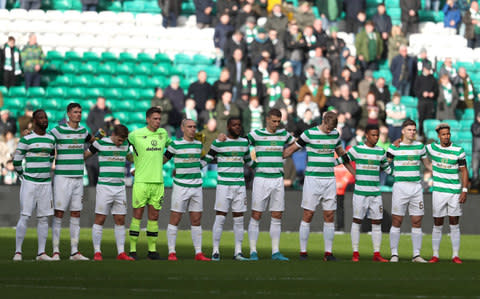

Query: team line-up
<box><xmin>12</xmin><ymin>104</ymin><xmax>469</xmax><ymax>264</ymax></box>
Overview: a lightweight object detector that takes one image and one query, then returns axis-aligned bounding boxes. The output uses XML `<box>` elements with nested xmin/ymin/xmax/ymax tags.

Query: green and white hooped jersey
<box><xmin>348</xmin><ymin>144</ymin><xmax>392</xmax><ymax>196</ymax></box>
<box><xmin>50</xmin><ymin>124</ymin><xmax>90</xmax><ymax>177</ymax></box>
<box><xmin>426</xmin><ymin>142</ymin><xmax>465</xmax><ymax>194</ymax></box>
<box><xmin>90</xmin><ymin>137</ymin><xmax>129</xmax><ymax>186</ymax></box>
<box><xmin>166</xmin><ymin>139</ymin><xmax>203</xmax><ymax>188</ymax></box>
<box><xmin>247</xmin><ymin>128</ymin><xmax>294</xmax><ymax>178</ymax></box>
<box><xmin>387</xmin><ymin>141</ymin><xmax>426</xmax><ymax>183</ymax></box>
<box><xmin>297</xmin><ymin>126</ymin><xmax>342</xmax><ymax>179</ymax></box>
<box><xmin>203</xmin><ymin>137</ymin><xmax>252</xmax><ymax>186</ymax></box>
<box><xmin>13</xmin><ymin>132</ymin><xmax>55</xmax><ymax>183</ymax></box>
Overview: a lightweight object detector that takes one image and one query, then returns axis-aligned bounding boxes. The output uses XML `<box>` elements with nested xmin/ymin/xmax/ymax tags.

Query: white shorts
<box><xmin>432</xmin><ymin>191</ymin><xmax>462</xmax><ymax>217</ymax></box>
<box><xmin>392</xmin><ymin>182</ymin><xmax>424</xmax><ymax>216</ymax></box>
<box><xmin>252</xmin><ymin>176</ymin><xmax>284</xmax><ymax>212</ymax></box>
<box><xmin>20</xmin><ymin>180</ymin><xmax>54</xmax><ymax>217</ymax></box>
<box><xmin>95</xmin><ymin>184</ymin><xmax>127</xmax><ymax>216</ymax></box>
<box><xmin>352</xmin><ymin>194</ymin><xmax>383</xmax><ymax>220</ymax></box>
<box><xmin>53</xmin><ymin>176</ymin><xmax>84</xmax><ymax>212</ymax></box>
<box><xmin>301</xmin><ymin>176</ymin><xmax>337</xmax><ymax>212</ymax></box>
<box><xmin>171</xmin><ymin>183</ymin><xmax>203</xmax><ymax>213</ymax></box>
<box><xmin>215</xmin><ymin>184</ymin><xmax>247</xmax><ymax>213</ymax></box>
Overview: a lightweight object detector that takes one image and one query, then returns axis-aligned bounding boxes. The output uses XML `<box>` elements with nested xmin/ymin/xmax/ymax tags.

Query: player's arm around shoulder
<box><xmin>458</xmin><ymin>148</ymin><xmax>469</xmax><ymax>203</ymax></box>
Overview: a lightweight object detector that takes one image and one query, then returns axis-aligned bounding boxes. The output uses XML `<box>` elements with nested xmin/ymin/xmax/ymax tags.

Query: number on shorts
<box><xmin>379</xmin><ymin>205</ymin><xmax>383</xmax><ymax>213</ymax></box>
<box><xmin>419</xmin><ymin>201</ymin><xmax>424</xmax><ymax>210</ymax></box>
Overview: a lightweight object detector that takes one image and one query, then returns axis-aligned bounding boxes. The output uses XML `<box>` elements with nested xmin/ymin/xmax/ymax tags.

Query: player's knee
<box><xmin>251</xmin><ymin>211</ymin><xmax>262</xmax><ymax>220</ymax></box>
<box><xmin>352</xmin><ymin>218</ymin><xmax>362</xmax><ymax>224</ymax></box>
<box><xmin>19</xmin><ymin>214</ymin><xmax>30</xmax><ymax>222</ymax></box>
<box><xmin>54</xmin><ymin>210</ymin><xmax>64</xmax><ymax>218</ymax></box>
<box><xmin>113</xmin><ymin>215</ymin><xmax>125</xmax><ymax>226</ymax></box>
<box><xmin>271</xmin><ymin>211</ymin><xmax>282</xmax><ymax>219</ymax></box>
<box><xmin>37</xmin><ymin>216</ymin><xmax>48</xmax><ymax>224</ymax></box>
<box><xmin>70</xmin><ymin>211</ymin><xmax>80</xmax><ymax>218</ymax></box>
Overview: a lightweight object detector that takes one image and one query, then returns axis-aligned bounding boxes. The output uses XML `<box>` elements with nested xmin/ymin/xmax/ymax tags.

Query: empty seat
<box><xmin>26</xmin><ymin>87</ymin><xmax>45</xmax><ymax>98</ymax></box>
<box><xmin>8</xmin><ymin>86</ymin><xmax>26</xmax><ymax>97</ymax></box>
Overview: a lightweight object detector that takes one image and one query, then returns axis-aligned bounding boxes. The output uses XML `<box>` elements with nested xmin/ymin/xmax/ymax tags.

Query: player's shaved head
<box><xmin>181</xmin><ymin>119</ymin><xmax>196</xmax><ymax>128</ymax></box>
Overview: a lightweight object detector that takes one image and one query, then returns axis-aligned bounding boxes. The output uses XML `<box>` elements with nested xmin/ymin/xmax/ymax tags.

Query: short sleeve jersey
<box><xmin>50</xmin><ymin>124</ymin><xmax>90</xmax><ymax>177</ymax></box>
<box><xmin>90</xmin><ymin>137</ymin><xmax>129</xmax><ymax>186</ymax></box>
<box><xmin>247</xmin><ymin>128</ymin><xmax>294</xmax><ymax>178</ymax></box>
<box><xmin>387</xmin><ymin>141</ymin><xmax>427</xmax><ymax>183</ymax></box>
<box><xmin>203</xmin><ymin>137</ymin><xmax>251</xmax><ymax>186</ymax></box>
<box><xmin>166</xmin><ymin>139</ymin><xmax>203</xmax><ymax>188</ymax></box>
<box><xmin>348</xmin><ymin>144</ymin><xmax>392</xmax><ymax>196</ymax></box>
<box><xmin>296</xmin><ymin>126</ymin><xmax>342</xmax><ymax>179</ymax></box>
<box><xmin>128</xmin><ymin>127</ymin><xmax>171</xmax><ymax>183</ymax></box>
<box><xmin>13</xmin><ymin>132</ymin><xmax>55</xmax><ymax>183</ymax></box>
<box><xmin>426</xmin><ymin>142</ymin><xmax>465</xmax><ymax>194</ymax></box>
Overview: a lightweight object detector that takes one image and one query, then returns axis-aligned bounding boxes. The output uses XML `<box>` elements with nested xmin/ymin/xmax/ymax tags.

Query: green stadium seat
<box><xmin>181</xmin><ymin>0</ymin><xmax>195</xmax><ymax>14</ymax></box>
<box><xmin>135</xmin><ymin>100</ymin><xmax>150</xmax><ymax>112</ymax></box>
<box><xmin>4</xmin><ymin>97</ymin><xmax>23</xmax><ymax>109</ymax></box>
<box><xmin>104</xmin><ymin>88</ymin><xmax>122</xmax><ymax>100</ymax></box>
<box><xmin>112</xmin><ymin>99</ymin><xmax>134</xmax><ymax>112</ymax></box>
<box><xmin>43</xmin><ymin>98</ymin><xmax>62</xmax><ymax>110</ymax></box>
<box><xmin>145</xmin><ymin>76</ymin><xmax>164</xmax><ymax>88</ymax></box>
<box><xmin>119</xmin><ymin>52</ymin><xmax>136</xmax><ymax>63</ymax></box>
<box><xmin>138</xmin><ymin>89</ymin><xmax>154</xmax><ymax>100</ymax></box>
<box><xmin>144</xmin><ymin>1</ymin><xmax>161</xmax><ymax>13</ymax></box>
<box><xmin>123</xmin><ymin>1</ymin><xmax>144</xmax><ymax>12</ymax></box>
<box><xmin>110</xmin><ymin>76</ymin><xmax>128</xmax><ymax>87</ymax></box>
<box><xmin>127</xmin><ymin>112</ymin><xmax>145</xmax><ymax>123</ymax></box>
<box><xmin>174</xmin><ymin>53</ymin><xmax>193</xmax><ymax>65</ymax></box>
<box><xmin>97</xmin><ymin>63</ymin><xmax>116</xmax><ymax>74</ymax></box>
<box><xmin>101</xmin><ymin>52</ymin><xmax>118</xmax><ymax>62</ymax></box>
<box><xmin>85</xmin><ymin>87</ymin><xmax>103</xmax><ymax>99</ymax></box>
<box><xmin>134</xmin><ymin>63</ymin><xmax>152</xmax><ymax>76</ymax></box>
<box><xmin>50</xmin><ymin>75</ymin><xmax>71</xmax><ymax>87</ymax></box>
<box><xmin>192</xmin><ymin>54</ymin><xmax>214</xmax><ymax>66</ymax></box>
<box><xmin>458</xmin><ymin>131</ymin><xmax>472</xmax><ymax>142</ymax></box>
<box><xmin>460</xmin><ymin>119</ymin><xmax>473</xmax><ymax>131</ymax></box>
<box><xmin>83</xmin><ymin>51</ymin><xmax>101</xmax><ymax>62</ymax></box>
<box><xmin>155</xmin><ymin>53</ymin><xmax>171</xmax><ymax>64</ymax></box>
<box><xmin>91</xmin><ymin>75</ymin><xmax>109</xmax><ymax>87</ymax></box>
<box><xmin>152</xmin><ymin>64</ymin><xmax>171</xmax><ymax>76</ymax></box>
<box><xmin>116</xmin><ymin>63</ymin><xmax>133</xmax><ymax>75</ymax></box>
<box><xmin>0</xmin><ymin>86</ymin><xmax>7</xmax><ymax>96</ymax></box>
<box><xmin>204</xmin><ymin>65</ymin><xmax>221</xmax><ymax>78</ymax></box>
<box><xmin>79</xmin><ymin>62</ymin><xmax>99</xmax><ymax>74</ymax></box>
<box><xmin>8</xmin><ymin>86</ymin><xmax>26</xmax><ymax>97</ymax></box>
<box><xmin>423</xmin><ymin>119</ymin><xmax>440</xmax><ymax>133</ymax></box>
<box><xmin>65</xmin><ymin>87</ymin><xmax>84</xmax><ymax>99</ymax></box>
<box><xmin>443</xmin><ymin>120</ymin><xmax>460</xmax><ymax>131</ymax></box>
<box><xmin>26</xmin><ymin>97</ymin><xmax>43</xmax><ymax>109</ymax></box>
<box><xmin>128</xmin><ymin>122</ymin><xmax>145</xmax><ymax>131</ymax></box>
<box><xmin>46</xmin><ymin>50</ymin><xmax>64</xmax><ymax>62</ymax></box>
<box><xmin>61</xmin><ymin>62</ymin><xmax>80</xmax><ymax>74</ymax></box>
<box><xmin>115</xmin><ymin>111</ymin><xmax>129</xmax><ymax>123</ymax></box>
<box><xmin>82</xmin><ymin>99</ymin><xmax>97</xmax><ymax>110</ymax></box>
<box><xmin>426</xmin><ymin>130</ymin><xmax>437</xmax><ymax>141</ymax></box>
<box><xmin>202</xmin><ymin>178</ymin><xmax>217</xmax><ymax>188</ymax></box>
<box><xmin>46</xmin><ymin>86</ymin><xmax>65</xmax><ymax>98</ymax></box>
<box><xmin>137</xmin><ymin>53</ymin><xmax>154</xmax><ymax>63</ymax></box>
<box><xmin>42</xmin><ymin>61</ymin><xmax>62</xmax><ymax>72</ymax></box>
<box><xmin>65</xmin><ymin>51</ymin><xmax>82</xmax><ymax>62</ymax></box>
<box><xmin>400</xmin><ymin>96</ymin><xmax>417</xmax><ymax>106</ymax></box>
<box><xmin>72</xmin><ymin>75</ymin><xmax>92</xmax><ymax>87</ymax></box>
<box><xmin>128</xmin><ymin>76</ymin><xmax>146</xmax><ymax>88</ymax></box>
<box><xmin>45</xmin><ymin>110</ymin><xmax>56</xmax><ymax>122</ymax></box>
<box><xmin>462</xmin><ymin>109</ymin><xmax>475</xmax><ymax>120</ymax></box>
<box><xmin>122</xmin><ymin>88</ymin><xmax>139</xmax><ymax>99</ymax></box>
<box><xmin>26</xmin><ymin>87</ymin><xmax>45</xmax><ymax>98</ymax></box>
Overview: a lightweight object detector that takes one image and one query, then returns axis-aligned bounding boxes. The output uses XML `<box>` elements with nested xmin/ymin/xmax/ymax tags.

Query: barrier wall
<box><xmin>0</xmin><ymin>186</ymin><xmax>478</xmax><ymax>234</ymax></box>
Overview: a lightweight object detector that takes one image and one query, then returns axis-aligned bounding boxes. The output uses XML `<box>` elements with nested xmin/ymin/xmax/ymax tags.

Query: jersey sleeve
<box><xmin>285</xmin><ymin>131</ymin><xmax>294</xmax><ymax>145</ymax></box>
<box><xmin>247</xmin><ymin>132</ymin><xmax>255</xmax><ymax>146</ymax></box>
<box><xmin>335</xmin><ymin>132</ymin><xmax>342</xmax><ymax>149</ymax></box>
<box><xmin>295</xmin><ymin>131</ymin><xmax>309</xmax><ymax>148</ymax></box>
<box><xmin>380</xmin><ymin>151</ymin><xmax>393</xmax><ymax>175</ymax></box>
<box><xmin>88</xmin><ymin>140</ymin><xmax>101</xmax><ymax>154</ymax></box>
<box><xmin>347</xmin><ymin>146</ymin><xmax>357</xmax><ymax>162</ymax></box>
<box><xmin>13</xmin><ymin>137</ymin><xmax>28</xmax><ymax>175</ymax></box>
<box><xmin>49</xmin><ymin>127</ymin><xmax>59</xmax><ymax>142</ymax></box>
<box><xmin>203</xmin><ymin>139</ymin><xmax>219</xmax><ymax>164</ymax></box>
<box><xmin>420</xmin><ymin>144</ymin><xmax>427</xmax><ymax>159</ymax></box>
<box><xmin>128</xmin><ymin>132</ymin><xmax>136</xmax><ymax>147</ymax></box>
<box><xmin>166</xmin><ymin>142</ymin><xmax>176</xmax><ymax>156</ymax></box>
<box><xmin>244</xmin><ymin>147</ymin><xmax>253</xmax><ymax>167</ymax></box>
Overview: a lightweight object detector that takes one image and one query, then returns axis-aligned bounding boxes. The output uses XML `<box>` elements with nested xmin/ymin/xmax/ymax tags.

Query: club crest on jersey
<box><xmin>151</xmin><ymin>140</ymin><xmax>158</xmax><ymax>146</ymax></box>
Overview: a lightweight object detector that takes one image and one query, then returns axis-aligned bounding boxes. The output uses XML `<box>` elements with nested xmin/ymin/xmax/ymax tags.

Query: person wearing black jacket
<box><xmin>372</xmin><ymin>3</ymin><xmax>392</xmax><ymax>59</ymax></box>
<box><xmin>187</xmin><ymin>70</ymin><xmax>215</xmax><ymax>113</ymax></box>
<box><xmin>158</xmin><ymin>0</ymin><xmax>182</xmax><ymax>28</ymax></box>
<box><xmin>1</xmin><ymin>37</ymin><xmax>22</xmax><ymax>89</ymax></box>
<box><xmin>325</xmin><ymin>27</ymin><xmax>345</xmax><ymax>78</ymax></box>
<box><xmin>223</xmin><ymin>30</ymin><xmax>248</xmax><ymax>67</ymax></box>
<box><xmin>414</xmin><ymin>64</ymin><xmax>439</xmax><ymax>137</ymax></box>
<box><xmin>400</xmin><ymin>0</ymin><xmax>421</xmax><ymax>34</ymax></box>
<box><xmin>343</xmin><ymin>0</ymin><xmax>366</xmax><ymax>33</ymax></box>
<box><xmin>284</xmin><ymin>22</ymin><xmax>306</xmax><ymax>77</ymax></box>
<box><xmin>249</xmin><ymin>27</ymin><xmax>275</xmax><ymax>66</ymax></box>
<box><xmin>369</xmin><ymin>77</ymin><xmax>391</xmax><ymax>105</ymax></box>
<box><xmin>194</xmin><ymin>0</ymin><xmax>214</xmax><ymax>28</ymax></box>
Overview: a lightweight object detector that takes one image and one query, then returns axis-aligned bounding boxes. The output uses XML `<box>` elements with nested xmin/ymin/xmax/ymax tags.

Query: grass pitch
<box><xmin>1</xmin><ymin>227</ymin><xmax>479</xmax><ymax>298</ymax></box>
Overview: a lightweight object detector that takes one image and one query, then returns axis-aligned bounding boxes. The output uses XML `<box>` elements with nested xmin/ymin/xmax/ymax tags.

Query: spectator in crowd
<box><xmin>183</xmin><ymin>98</ymin><xmax>198</xmax><ymax>123</ymax></box>
<box><xmin>1</xmin><ymin>159</ymin><xmax>17</xmax><ymax>185</ymax></box>
<box><xmin>416</xmin><ymin>48</ymin><xmax>433</xmax><ymax>76</ymax></box>
<box><xmin>248</xmin><ymin>96</ymin><xmax>263</xmax><ymax>131</ymax></box>
<box><xmin>216</xmin><ymin>91</ymin><xmax>240</xmax><ymax>133</ymax></box>
<box><xmin>265</xmin><ymin>71</ymin><xmax>284</xmax><ymax>111</ymax></box>
<box><xmin>341</xmin><ymin>56</ymin><xmax>362</xmax><ymax>92</ymax></box>
<box><xmin>463</xmin><ymin>1</ymin><xmax>480</xmax><ymax>48</ymax></box>
<box><xmin>255</xmin><ymin>58</ymin><xmax>270</xmax><ymax>85</ymax></box>
<box><xmin>17</xmin><ymin>104</ymin><xmax>33</xmax><ymax>136</ymax></box>
<box><xmin>151</xmin><ymin>87</ymin><xmax>173</xmax><ymax>130</ymax></box>
<box><xmin>358</xmin><ymin>70</ymin><xmax>375</xmax><ymax>104</ymax></box>
<box><xmin>298</xmin><ymin>76</ymin><xmax>324</xmax><ymax>109</ymax></box>
<box><xmin>400</xmin><ymin>0</ymin><xmax>421</xmax><ymax>35</ymax></box>
<box><xmin>241</xmin><ymin>68</ymin><xmax>261</xmax><ymax>99</ymax></box>
<box><xmin>236</xmin><ymin>2</ymin><xmax>256</xmax><ymax>30</ymax></box>
<box><xmin>279</xmin><ymin>62</ymin><xmax>300</xmax><ymax>100</ymax></box>
<box><xmin>159</xmin><ymin>0</ymin><xmax>182</xmax><ymax>28</ymax></box>
<box><xmin>456</xmin><ymin>67</ymin><xmax>477</xmax><ymax>109</ymax></box>
<box><xmin>265</xmin><ymin>4</ymin><xmax>289</xmax><ymax>41</ymax></box>
<box><xmin>241</xmin><ymin>16</ymin><xmax>258</xmax><ymax>46</ymax></box>
<box><xmin>164</xmin><ymin>76</ymin><xmax>185</xmax><ymax>127</ymax></box>
<box><xmin>385</xmin><ymin>92</ymin><xmax>406</xmax><ymax>142</ymax></box>
<box><xmin>443</xmin><ymin>0</ymin><xmax>462</xmax><ymax>33</ymax></box>
<box><xmin>303</xmin><ymin>26</ymin><xmax>320</xmax><ymax>58</ymax></box>
<box><xmin>216</xmin><ymin>0</ymin><xmax>239</xmax><ymax>21</ymax></box>
<box><xmin>285</xmin><ymin>22</ymin><xmax>306</xmax><ymax>77</ymax></box>
<box><xmin>250</xmin><ymin>27</ymin><xmax>275</xmax><ymax>66</ymax></box>
<box><xmin>227</xmin><ymin>49</ymin><xmax>247</xmax><ymax>100</ymax></box>
<box><xmin>223</xmin><ymin>30</ymin><xmax>247</xmax><ymax>67</ymax></box>
<box><xmin>318</xmin><ymin>68</ymin><xmax>335</xmax><ymax>109</ymax></box>
<box><xmin>376</xmin><ymin>125</ymin><xmax>391</xmax><ymax>152</ymax></box>
<box><xmin>471</xmin><ymin>112</ymin><xmax>480</xmax><ymax>188</ymax></box>
<box><xmin>294</xmin><ymin>1</ymin><xmax>316</xmax><ymax>31</ymax></box>
<box><xmin>391</xmin><ymin>45</ymin><xmax>416</xmax><ymax>96</ymax></box>
<box><xmin>187</xmin><ymin>70</ymin><xmax>215</xmax><ymax>113</ymax></box>
<box><xmin>337</xmin><ymin>113</ymin><xmax>354</xmax><ymax>147</ymax></box>
<box><xmin>372</xmin><ymin>3</ymin><xmax>392</xmax><ymax>60</ymax></box>
<box><xmin>336</xmin><ymin>84</ymin><xmax>361</xmax><ymax>128</ymax></box>
<box><xmin>312</xmin><ymin>19</ymin><xmax>329</xmax><ymax>51</ymax></box>
<box><xmin>235</xmin><ymin>89</ymin><xmax>251</xmax><ymax>126</ymax></box>
<box><xmin>273</xmin><ymin>88</ymin><xmax>296</xmax><ymax>116</ymax></box>
<box><xmin>0</xmin><ymin>127</ymin><xmax>17</xmax><ymax>165</ymax></box>
<box><xmin>387</xmin><ymin>26</ymin><xmax>408</xmax><ymax>65</ymax></box>
<box><xmin>437</xmin><ymin>74</ymin><xmax>459</xmax><ymax>120</ymax></box>
<box><xmin>0</xmin><ymin>110</ymin><xmax>16</xmax><ymax>136</ymax></box>
<box><xmin>0</xmin><ymin>0</ymin><xmax>5</xmax><ymax>9</ymax></box>
<box><xmin>81</xmin><ymin>0</ymin><xmax>98</xmax><ymax>11</ymax></box>
<box><xmin>200</xmin><ymin>118</ymin><xmax>219</xmax><ymax>157</ymax></box>
<box><xmin>198</xmin><ymin>98</ymin><xmax>217</xmax><ymax>129</ymax></box>
<box><xmin>355</xmin><ymin>21</ymin><xmax>383</xmax><ymax>71</ymax></box>
<box><xmin>343</xmin><ymin>0</ymin><xmax>366</xmax><ymax>33</ymax></box>
<box><xmin>21</xmin><ymin>34</ymin><xmax>44</xmax><ymax>89</ymax></box>
<box><xmin>20</xmin><ymin>0</ymin><xmax>41</xmax><ymax>10</ymax></box>
<box><xmin>214</xmin><ymin>14</ymin><xmax>235</xmax><ymax>66</ymax></box>
<box><xmin>304</xmin><ymin>47</ymin><xmax>330</xmax><ymax>79</ymax></box>
<box><xmin>325</xmin><ymin>26</ymin><xmax>345</xmax><ymax>78</ymax></box>
<box><xmin>414</xmin><ymin>64</ymin><xmax>439</xmax><ymax>137</ymax></box>
<box><xmin>194</xmin><ymin>0</ymin><xmax>214</xmax><ymax>29</ymax></box>
<box><xmin>425</xmin><ymin>0</ymin><xmax>441</xmax><ymax>12</ymax></box>
<box><xmin>213</xmin><ymin>68</ymin><xmax>233</xmax><ymax>101</ymax></box>
<box><xmin>370</xmin><ymin>76</ymin><xmax>391</xmax><ymax>105</ymax></box>
<box><xmin>316</xmin><ymin>0</ymin><xmax>342</xmax><ymax>30</ymax></box>
<box><xmin>296</xmin><ymin>93</ymin><xmax>320</xmax><ymax>120</ymax></box>
<box><xmin>269</xmin><ymin>29</ymin><xmax>285</xmax><ymax>70</ymax></box>
<box><xmin>1</xmin><ymin>36</ymin><xmax>22</xmax><ymax>89</ymax></box>
<box><xmin>359</xmin><ymin>92</ymin><xmax>385</xmax><ymax>128</ymax></box>
<box><xmin>438</xmin><ymin>57</ymin><xmax>458</xmax><ymax>83</ymax></box>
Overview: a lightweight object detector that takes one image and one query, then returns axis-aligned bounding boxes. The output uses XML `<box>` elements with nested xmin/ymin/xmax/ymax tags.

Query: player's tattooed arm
<box><xmin>283</xmin><ymin>137</ymin><xmax>304</xmax><ymax>158</ymax></box>
<box><xmin>84</xmin><ymin>144</ymin><xmax>98</xmax><ymax>160</ymax></box>
<box><xmin>459</xmin><ymin>159</ymin><xmax>468</xmax><ymax>204</ymax></box>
